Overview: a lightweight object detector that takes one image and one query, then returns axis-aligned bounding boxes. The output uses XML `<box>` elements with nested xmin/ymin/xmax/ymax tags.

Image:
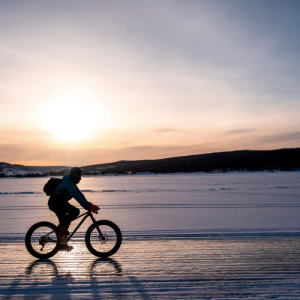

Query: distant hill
<box><xmin>1</xmin><ymin>148</ymin><xmax>300</xmax><ymax>177</ymax></box>
<box><xmin>79</xmin><ymin>148</ymin><xmax>300</xmax><ymax>175</ymax></box>
<box><xmin>29</xmin><ymin>166</ymin><xmax>70</xmax><ymax>173</ymax></box>
<box><xmin>0</xmin><ymin>163</ymin><xmax>69</xmax><ymax>177</ymax></box>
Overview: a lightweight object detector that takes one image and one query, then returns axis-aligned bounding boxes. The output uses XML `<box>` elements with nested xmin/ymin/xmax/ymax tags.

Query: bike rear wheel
<box><xmin>25</xmin><ymin>222</ymin><xmax>59</xmax><ymax>259</ymax></box>
<box><xmin>85</xmin><ymin>220</ymin><xmax>122</xmax><ymax>257</ymax></box>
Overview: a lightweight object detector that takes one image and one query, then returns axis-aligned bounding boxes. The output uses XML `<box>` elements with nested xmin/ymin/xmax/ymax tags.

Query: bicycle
<box><xmin>25</xmin><ymin>208</ymin><xmax>122</xmax><ymax>259</ymax></box>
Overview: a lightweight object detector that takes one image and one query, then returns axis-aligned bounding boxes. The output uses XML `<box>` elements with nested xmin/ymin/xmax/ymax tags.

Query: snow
<box><xmin>0</xmin><ymin>173</ymin><xmax>300</xmax><ymax>298</ymax></box>
<box><xmin>0</xmin><ymin>168</ymin><xmax>41</xmax><ymax>176</ymax></box>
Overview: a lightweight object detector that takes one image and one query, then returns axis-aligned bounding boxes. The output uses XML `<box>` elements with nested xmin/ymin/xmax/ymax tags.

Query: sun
<box><xmin>38</xmin><ymin>88</ymin><xmax>109</xmax><ymax>143</ymax></box>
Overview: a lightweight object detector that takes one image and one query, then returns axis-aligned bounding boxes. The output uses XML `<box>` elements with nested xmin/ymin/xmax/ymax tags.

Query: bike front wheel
<box><xmin>85</xmin><ymin>220</ymin><xmax>122</xmax><ymax>257</ymax></box>
<box><xmin>25</xmin><ymin>222</ymin><xmax>58</xmax><ymax>259</ymax></box>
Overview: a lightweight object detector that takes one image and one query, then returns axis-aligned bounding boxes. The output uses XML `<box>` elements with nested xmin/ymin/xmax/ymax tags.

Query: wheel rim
<box><xmin>89</xmin><ymin>225</ymin><xmax>118</xmax><ymax>254</ymax></box>
<box><xmin>30</xmin><ymin>225</ymin><xmax>57</xmax><ymax>255</ymax></box>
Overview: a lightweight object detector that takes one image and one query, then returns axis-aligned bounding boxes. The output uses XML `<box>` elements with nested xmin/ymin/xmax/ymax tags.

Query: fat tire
<box><xmin>85</xmin><ymin>220</ymin><xmax>122</xmax><ymax>257</ymax></box>
<box><xmin>25</xmin><ymin>222</ymin><xmax>59</xmax><ymax>259</ymax></box>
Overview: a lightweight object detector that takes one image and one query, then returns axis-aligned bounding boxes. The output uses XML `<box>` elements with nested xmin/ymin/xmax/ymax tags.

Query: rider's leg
<box><xmin>48</xmin><ymin>196</ymin><xmax>72</xmax><ymax>235</ymax></box>
<box><xmin>65</xmin><ymin>202</ymin><xmax>80</xmax><ymax>224</ymax></box>
<box><xmin>56</xmin><ymin>203</ymin><xmax>79</xmax><ymax>246</ymax></box>
<box><xmin>48</xmin><ymin>196</ymin><xmax>80</xmax><ymax>235</ymax></box>
<box><xmin>58</xmin><ymin>203</ymin><xmax>80</xmax><ymax>235</ymax></box>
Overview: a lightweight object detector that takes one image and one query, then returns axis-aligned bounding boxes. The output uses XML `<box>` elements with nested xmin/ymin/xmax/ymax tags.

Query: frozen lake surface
<box><xmin>1</xmin><ymin>238</ymin><xmax>300</xmax><ymax>299</ymax></box>
<box><xmin>0</xmin><ymin>173</ymin><xmax>300</xmax><ymax>298</ymax></box>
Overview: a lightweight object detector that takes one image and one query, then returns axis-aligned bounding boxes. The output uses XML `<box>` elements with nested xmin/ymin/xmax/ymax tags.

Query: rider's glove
<box><xmin>89</xmin><ymin>202</ymin><xmax>100</xmax><ymax>214</ymax></box>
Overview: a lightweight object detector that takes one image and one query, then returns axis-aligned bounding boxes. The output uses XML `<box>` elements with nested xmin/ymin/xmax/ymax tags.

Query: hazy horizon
<box><xmin>1</xmin><ymin>0</ymin><xmax>300</xmax><ymax>166</ymax></box>
<box><xmin>0</xmin><ymin>146</ymin><xmax>296</xmax><ymax>168</ymax></box>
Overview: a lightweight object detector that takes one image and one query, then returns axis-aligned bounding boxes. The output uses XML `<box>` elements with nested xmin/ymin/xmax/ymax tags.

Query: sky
<box><xmin>1</xmin><ymin>0</ymin><xmax>300</xmax><ymax>166</ymax></box>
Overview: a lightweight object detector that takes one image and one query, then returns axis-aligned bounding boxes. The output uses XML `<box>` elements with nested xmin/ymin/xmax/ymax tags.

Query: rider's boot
<box><xmin>57</xmin><ymin>244</ymin><xmax>74</xmax><ymax>252</ymax></box>
<box><xmin>57</xmin><ymin>225</ymin><xmax>70</xmax><ymax>245</ymax></box>
<box><xmin>58</xmin><ymin>225</ymin><xmax>70</xmax><ymax>236</ymax></box>
<box><xmin>58</xmin><ymin>235</ymin><xmax>68</xmax><ymax>245</ymax></box>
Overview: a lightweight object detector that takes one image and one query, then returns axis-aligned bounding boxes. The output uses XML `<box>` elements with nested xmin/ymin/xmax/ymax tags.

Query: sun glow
<box><xmin>38</xmin><ymin>88</ymin><xmax>110</xmax><ymax>143</ymax></box>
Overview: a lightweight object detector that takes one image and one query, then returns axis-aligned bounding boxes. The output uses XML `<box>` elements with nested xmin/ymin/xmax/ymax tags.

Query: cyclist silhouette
<box><xmin>48</xmin><ymin>167</ymin><xmax>99</xmax><ymax>244</ymax></box>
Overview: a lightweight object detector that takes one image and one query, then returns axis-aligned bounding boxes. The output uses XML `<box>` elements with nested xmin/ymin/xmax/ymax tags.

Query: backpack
<box><xmin>43</xmin><ymin>178</ymin><xmax>63</xmax><ymax>196</ymax></box>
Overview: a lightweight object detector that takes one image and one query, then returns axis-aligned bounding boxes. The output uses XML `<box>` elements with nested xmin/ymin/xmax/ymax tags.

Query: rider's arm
<box><xmin>65</xmin><ymin>181</ymin><xmax>90</xmax><ymax>210</ymax></box>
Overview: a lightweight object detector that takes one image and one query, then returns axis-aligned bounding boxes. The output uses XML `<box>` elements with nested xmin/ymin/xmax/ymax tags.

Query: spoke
<box><xmin>89</xmin><ymin>225</ymin><xmax>117</xmax><ymax>254</ymax></box>
<box><xmin>30</xmin><ymin>226</ymin><xmax>57</xmax><ymax>255</ymax></box>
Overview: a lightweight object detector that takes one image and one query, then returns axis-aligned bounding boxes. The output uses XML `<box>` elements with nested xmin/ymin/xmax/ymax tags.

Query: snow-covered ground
<box><xmin>0</xmin><ymin>163</ymin><xmax>41</xmax><ymax>176</ymax></box>
<box><xmin>0</xmin><ymin>173</ymin><xmax>300</xmax><ymax>298</ymax></box>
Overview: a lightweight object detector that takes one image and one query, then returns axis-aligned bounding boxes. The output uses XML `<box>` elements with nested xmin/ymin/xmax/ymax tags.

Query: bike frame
<box><xmin>67</xmin><ymin>210</ymin><xmax>104</xmax><ymax>241</ymax></box>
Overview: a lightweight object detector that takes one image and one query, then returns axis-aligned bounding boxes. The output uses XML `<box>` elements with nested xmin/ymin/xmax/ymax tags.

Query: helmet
<box><xmin>70</xmin><ymin>167</ymin><xmax>83</xmax><ymax>176</ymax></box>
<box><xmin>70</xmin><ymin>167</ymin><xmax>82</xmax><ymax>184</ymax></box>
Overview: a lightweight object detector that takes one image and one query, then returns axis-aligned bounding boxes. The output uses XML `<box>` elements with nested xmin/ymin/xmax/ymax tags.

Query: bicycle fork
<box><xmin>90</xmin><ymin>212</ymin><xmax>105</xmax><ymax>240</ymax></box>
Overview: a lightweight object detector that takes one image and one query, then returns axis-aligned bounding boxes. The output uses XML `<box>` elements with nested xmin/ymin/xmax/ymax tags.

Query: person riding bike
<box><xmin>48</xmin><ymin>167</ymin><xmax>99</xmax><ymax>244</ymax></box>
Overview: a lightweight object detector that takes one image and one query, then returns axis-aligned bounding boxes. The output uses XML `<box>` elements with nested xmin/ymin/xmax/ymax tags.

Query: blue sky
<box><xmin>0</xmin><ymin>0</ymin><xmax>300</xmax><ymax>165</ymax></box>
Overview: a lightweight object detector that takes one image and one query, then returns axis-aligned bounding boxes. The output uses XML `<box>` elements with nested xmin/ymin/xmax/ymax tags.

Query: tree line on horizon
<box><xmin>1</xmin><ymin>148</ymin><xmax>299</xmax><ymax>177</ymax></box>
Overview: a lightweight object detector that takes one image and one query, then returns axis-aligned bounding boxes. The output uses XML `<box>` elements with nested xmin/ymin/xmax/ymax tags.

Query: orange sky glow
<box><xmin>1</xmin><ymin>1</ymin><xmax>300</xmax><ymax>166</ymax></box>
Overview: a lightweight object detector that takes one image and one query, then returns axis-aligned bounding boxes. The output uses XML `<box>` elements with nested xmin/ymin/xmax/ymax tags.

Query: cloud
<box><xmin>154</xmin><ymin>128</ymin><xmax>191</xmax><ymax>134</ymax></box>
<box><xmin>225</xmin><ymin>129</ymin><xmax>255</xmax><ymax>135</ymax></box>
<box><xmin>255</xmin><ymin>132</ymin><xmax>300</xmax><ymax>145</ymax></box>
